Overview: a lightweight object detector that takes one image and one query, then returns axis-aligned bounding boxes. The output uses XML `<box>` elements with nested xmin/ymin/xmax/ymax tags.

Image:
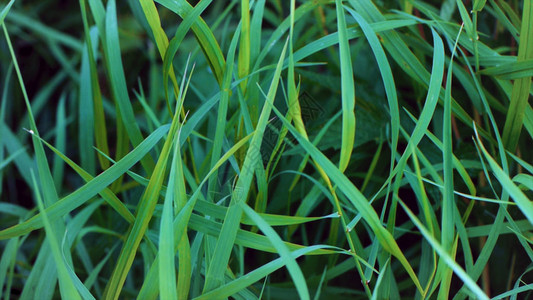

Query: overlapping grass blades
<box><xmin>1</xmin><ymin>0</ymin><xmax>532</xmax><ymax>299</ymax></box>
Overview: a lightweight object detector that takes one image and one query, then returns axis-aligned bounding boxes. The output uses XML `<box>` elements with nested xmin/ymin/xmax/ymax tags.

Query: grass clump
<box><xmin>1</xmin><ymin>0</ymin><xmax>532</xmax><ymax>299</ymax></box>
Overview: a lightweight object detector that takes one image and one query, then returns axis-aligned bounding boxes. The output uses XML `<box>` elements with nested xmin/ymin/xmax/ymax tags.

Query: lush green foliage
<box><xmin>1</xmin><ymin>0</ymin><xmax>532</xmax><ymax>299</ymax></box>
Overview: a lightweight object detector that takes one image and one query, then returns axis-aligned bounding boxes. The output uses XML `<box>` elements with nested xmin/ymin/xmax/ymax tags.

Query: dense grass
<box><xmin>1</xmin><ymin>0</ymin><xmax>532</xmax><ymax>299</ymax></box>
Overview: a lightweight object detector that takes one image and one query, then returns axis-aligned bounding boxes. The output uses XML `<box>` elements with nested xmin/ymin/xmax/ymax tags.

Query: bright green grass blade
<box><xmin>455</xmin><ymin>0</ymin><xmax>475</xmax><ymax>40</ymax></box>
<box><xmin>246</xmin><ymin>0</ymin><xmax>265</xmax><ymax>121</ymax></box>
<box><xmin>104</xmin><ymin>0</ymin><xmax>154</xmax><ymax>173</ymax></box>
<box><xmin>334</xmin><ymin>0</ymin><xmax>356</xmax><ymax>172</ymax></box>
<box><xmin>398</xmin><ymin>199</ymin><xmax>488</xmax><ymax>300</ymax></box>
<box><xmin>155</xmin><ymin>0</ymin><xmax>225</xmax><ymax>86</ymax></box>
<box><xmin>0</xmin><ymin>125</ymin><xmax>169</xmax><ymax>240</ymax></box>
<box><xmin>202</xmin><ymin>38</ymin><xmax>289</xmax><ymax>293</ymax></box>
<box><xmin>77</xmin><ymin>22</ymin><xmax>96</xmax><ymax>174</ymax></box>
<box><xmin>439</xmin><ymin>24</ymin><xmax>463</xmax><ymax>299</ymax></box>
<box><xmin>345</xmin><ymin>7</ymin><xmax>399</xmax><ymax>179</ymax></box>
<box><xmin>80</xmin><ymin>0</ymin><xmax>110</xmax><ymax>170</ymax></box>
<box><xmin>30</xmin><ymin>171</ymin><xmax>82</xmax><ymax>300</ymax></box>
<box><xmin>286</xmin><ymin>0</ymin><xmax>309</xmax><ymax>165</ymax></box>
<box><xmin>241</xmin><ymin>203</ymin><xmax>310</xmax><ymax>300</ymax></box>
<box><xmin>138</xmin><ymin>0</ymin><xmax>170</xmax><ymax>62</ymax></box>
<box><xmin>159</xmin><ymin>135</ymin><xmax>179</xmax><ymax>300</ymax></box>
<box><xmin>0</xmin><ymin>0</ymin><xmax>14</xmax><ymax>25</ymax></box>
<box><xmin>161</xmin><ymin>0</ymin><xmax>212</xmax><ymax>110</ymax></box>
<box><xmin>174</xmin><ymin>87</ymin><xmax>192</xmax><ymax>300</ymax></box>
<box><xmin>138</xmin><ymin>0</ymin><xmax>181</xmax><ymax>115</ymax></box>
<box><xmin>502</xmin><ymin>0</ymin><xmax>533</xmax><ymax>151</ymax></box>
<box><xmin>475</xmin><ymin>128</ymin><xmax>533</xmax><ymax>224</ymax></box>
<box><xmin>509</xmin><ymin>152</ymin><xmax>533</xmax><ymax>174</ymax></box>
<box><xmin>513</xmin><ymin>174</ymin><xmax>533</xmax><ymax>191</ymax></box>
<box><xmin>473</xmin><ymin>0</ymin><xmax>487</xmax><ymax>12</ymax></box>
<box><xmin>238</xmin><ymin>0</ymin><xmax>250</xmax><ymax>91</ymax></box>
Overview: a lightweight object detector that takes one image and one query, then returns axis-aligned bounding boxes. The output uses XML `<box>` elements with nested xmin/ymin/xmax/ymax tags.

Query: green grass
<box><xmin>1</xmin><ymin>0</ymin><xmax>532</xmax><ymax>299</ymax></box>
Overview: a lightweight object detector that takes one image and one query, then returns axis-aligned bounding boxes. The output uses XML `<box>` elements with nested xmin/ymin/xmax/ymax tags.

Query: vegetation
<box><xmin>1</xmin><ymin>0</ymin><xmax>532</xmax><ymax>299</ymax></box>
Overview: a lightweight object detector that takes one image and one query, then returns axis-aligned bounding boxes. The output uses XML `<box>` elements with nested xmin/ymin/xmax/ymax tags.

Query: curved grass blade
<box><xmin>155</xmin><ymin>0</ymin><xmax>225</xmax><ymax>86</ymax></box>
<box><xmin>334</xmin><ymin>0</ymin><xmax>356</xmax><ymax>172</ymax></box>
<box><xmin>0</xmin><ymin>0</ymin><xmax>15</xmax><ymax>26</ymax></box>
<box><xmin>345</xmin><ymin>8</ymin><xmax>399</xmax><ymax>176</ymax></box>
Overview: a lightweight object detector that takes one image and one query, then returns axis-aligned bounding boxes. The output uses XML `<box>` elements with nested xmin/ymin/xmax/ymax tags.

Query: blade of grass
<box><xmin>334</xmin><ymin>0</ymin><xmax>356</xmax><ymax>172</ymax></box>
<box><xmin>80</xmin><ymin>0</ymin><xmax>110</xmax><ymax>170</ymax></box>
<box><xmin>77</xmin><ymin>22</ymin><xmax>97</xmax><ymax>174</ymax></box>
<box><xmin>53</xmin><ymin>95</ymin><xmax>67</xmax><ymax>193</ymax></box>
<box><xmin>207</xmin><ymin>21</ymin><xmax>240</xmax><ymax>204</ymax></box>
<box><xmin>345</xmin><ymin>8</ymin><xmax>399</xmax><ymax>180</ymax></box>
<box><xmin>159</xmin><ymin>135</ymin><xmax>179</xmax><ymax>300</ymax></box>
<box><xmin>267</xmin><ymin>93</ymin><xmax>424</xmax><ymax>294</ymax></box>
<box><xmin>105</xmin><ymin>0</ymin><xmax>154</xmax><ymax>173</ymax></box>
<box><xmin>202</xmin><ymin>38</ymin><xmax>289</xmax><ymax>293</ymax></box>
<box><xmin>137</xmin><ymin>132</ymin><xmax>255</xmax><ymax>299</ymax></box>
<box><xmin>0</xmin><ymin>0</ymin><xmax>15</xmax><ymax>25</ymax></box>
<box><xmin>102</xmin><ymin>59</ymin><xmax>191</xmax><ymax>299</ymax></box>
<box><xmin>30</xmin><ymin>170</ymin><xmax>82</xmax><ymax>300</ymax></box>
<box><xmin>240</xmin><ymin>203</ymin><xmax>310</xmax><ymax>300</ymax></box>
<box><xmin>398</xmin><ymin>198</ymin><xmax>488</xmax><ymax>300</ymax></box>
<box><xmin>238</xmin><ymin>0</ymin><xmax>250</xmax><ymax>91</ymax></box>
<box><xmin>502</xmin><ymin>0</ymin><xmax>533</xmax><ymax>150</ymax></box>
<box><xmin>196</xmin><ymin>246</ymin><xmax>342</xmax><ymax>300</ymax></box>
<box><xmin>155</xmin><ymin>0</ymin><xmax>225</xmax><ymax>86</ymax></box>
<box><xmin>438</xmin><ymin>23</ymin><xmax>463</xmax><ymax>299</ymax></box>
<box><xmin>474</xmin><ymin>127</ymin><xmax>533</xmax><ymax>224</ymax></box>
